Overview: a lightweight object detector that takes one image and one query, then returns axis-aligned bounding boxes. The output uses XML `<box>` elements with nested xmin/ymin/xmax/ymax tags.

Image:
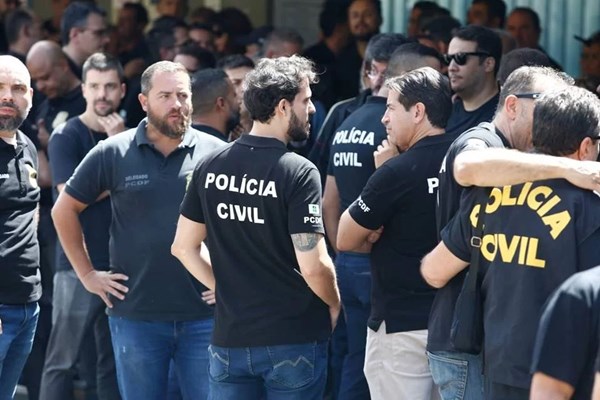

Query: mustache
<box><xmin>0</xmin><ymin>101</ymin><xmax>18</xmax><ymax>110</ymax></box>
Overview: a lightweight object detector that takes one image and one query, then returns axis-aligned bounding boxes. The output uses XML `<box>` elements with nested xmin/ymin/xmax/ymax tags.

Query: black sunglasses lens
<box><xmin>454</xmin><ymin>53</ymin><xmax>467</xmax><ymax>65</ymax></box>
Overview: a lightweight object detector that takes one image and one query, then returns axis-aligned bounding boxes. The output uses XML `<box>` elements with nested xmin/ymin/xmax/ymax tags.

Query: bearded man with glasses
<box><xmin>444</xmin><ymin>25</ymin><xmax>502</xmax><ymax>137</ymax></box>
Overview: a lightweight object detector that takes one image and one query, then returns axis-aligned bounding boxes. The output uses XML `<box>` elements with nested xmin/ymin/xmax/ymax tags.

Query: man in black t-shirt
<box><xmin>172</xmin><ymin>55</ymin><xmax>340</xmax><ymax>399</ymax></box>
<box><xmin>337</xmin><ymin>67</ymin><xmax>453</xmax><ymax>399</ymax></box>
<box><xmin>444</xmin><ymin>26</ymin><xmax>501</xmax><ymax>137</ymax></box>
<box><xmin>42</xmin><ymin>53</ymin><xmax>125</xmax><ymax>400</ymax></box>
<box><xmin>426</xmin><ymin>66</ymin><xmax>575</xmax><ymax>400</ymax></box>
<box><xmin>52</xmin><ymin>61</ymin><xmax>224</xmax><ymax>399</ymax></box>
<box><xmin>0</xmin><ymin>55</ymin><xmax>40</xmax><ymax>400</ymax></box>
<box><xmin>422</xmin><ymin>87</ymin><xmax>600</xmax><ymax>400</ymax></box>
<box><xmin>530</xmin><ymin>266</ymin><xmax>600</xmax><ymax>400</ymax></box>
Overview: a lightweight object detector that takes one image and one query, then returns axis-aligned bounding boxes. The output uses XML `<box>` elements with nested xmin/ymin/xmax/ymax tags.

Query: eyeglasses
<box><xmin>366</xmin><ymin>67</ymin><xmax>386</xmax><ymax>78</ymax></box>
<box><xmin>513</xmin><ymin>93</ymin><xmax>542</xmax><ymax>99</ymax></box>
<box><xmin>442</xmin><ymin>51</ymin><xmax>491</xmax><ymax>66</ymax></box>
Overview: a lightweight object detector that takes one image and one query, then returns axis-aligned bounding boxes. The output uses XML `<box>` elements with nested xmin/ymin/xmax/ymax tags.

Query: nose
<box><xmin>381</xmin><ymin>110</ymin><xmax>389</xmax><ymax>125</ymax></box>
<box><xmin>0</xmin><ymin>86</ymin><xmax>13</xmax><ymax>102</ymax></box>
<box><xmin>308</xmin><ymin>100</ymin><xmax>316</xmax><ymax>115</ymax></box>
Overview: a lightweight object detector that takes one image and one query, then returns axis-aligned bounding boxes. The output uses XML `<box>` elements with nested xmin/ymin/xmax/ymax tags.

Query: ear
<box><xmin>413</xmin><ymin>102</ymin><xmax>426</xmax><ymax>124</ymax></box>
<box><xmin>503</xmin><ymin>95</ymin><xmax>518</xmax><ymax>120</ymax></box>
<box><xmin>276</xmin><ymin>98</ymin><xmax>288</xmax><ymax>117</ymax></box>
<box><xmin>216</xmin><ymin>96</ymin><xmax>226</xmax><ymax>111</ymax></box>
<box><xmin>120</xmin><ymin>83</ymin><xmax>126</xmax><ymax>99</ymax></box>
<box><xmin>69</xmin><ymin>27</ymin><xmax>79</xmax><ymax>42</ymax></box>
<box><xmin>577</xmin><ymin>136</ymin><xmax>597</xmax><ymax>161</ymax></box>
<box><xmin>483</xmin><ymin>56</ymin><xmax>495</xmax><ymax>73</ymax></box>
<box><xmin>138</xmin><ymin>93</ymin><xmax>148</xmax><ymax>112</ymax></box>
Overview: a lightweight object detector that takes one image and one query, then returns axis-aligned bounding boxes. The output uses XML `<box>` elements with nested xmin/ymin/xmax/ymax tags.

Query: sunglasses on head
<box><xmin>443</xmin><ymin>51</ymin><xmax>491</xmax><ymax>66</ymax></box>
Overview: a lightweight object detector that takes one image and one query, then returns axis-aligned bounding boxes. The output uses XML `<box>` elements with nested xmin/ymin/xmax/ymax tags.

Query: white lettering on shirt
<box><xmin>427</xmin><ymin>177</ymin><xmax>439</xmax><ymax>194</ymax></box>
<box><xmin>205</xmin><ymin>173</ymin><xmax>277</xmax><ymax>198</ymax></box>
<box><xmin>332</xmin><ymin>127</ymin><xmax>375</xmax><ymax>146</ymax></box>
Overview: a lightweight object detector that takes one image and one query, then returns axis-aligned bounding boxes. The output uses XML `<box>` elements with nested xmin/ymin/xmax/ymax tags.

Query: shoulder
<box><xmin>189</xmin><ymin>129</ymin><xmax>227</xmax><ymax>150</ymax></box>
<box><xmin>553</xmin><ymin>267</ymin><xmax>600</xmax><ymax>301</ymax></box>
<box><xmin>17</xmin><ymin>130</ymin><xmax>38</xmax><ymax>159</ymax></box>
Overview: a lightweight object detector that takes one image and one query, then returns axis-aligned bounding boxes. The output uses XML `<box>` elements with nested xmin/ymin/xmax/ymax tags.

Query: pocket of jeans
<box><xmin>208</xmin><ymin>345</ymin><xmax>229</xmax><ymax>382</ymax></box>
<box><xmin>266</xmin><ymin>342</ymin><xmax>317</xmax><ymax>389</ymax></box>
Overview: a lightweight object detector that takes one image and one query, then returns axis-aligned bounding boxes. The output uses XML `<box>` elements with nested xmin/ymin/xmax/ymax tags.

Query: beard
<box><xmin>286</xmin><ymin>110</ymin><xmax>310</xmax><ymax>142</ymax></box>
<box><xmin>0</xmin><ymin>102</ymin><xmax>25</xmax><ymax>132</ymax></box>
<box><xmin>225</xmin><ymin>109</ymin><xmax>241</xmax><ymax>134</ymax></box>
<box><xmin>147</xmin><ymin>103</ymin><xmax>191</xmax><ymax>139</ymax></box>
<box><xmin>93</xmin><ymin>99</ymin><xmax>115</xmax><ymax>117</ymax></box>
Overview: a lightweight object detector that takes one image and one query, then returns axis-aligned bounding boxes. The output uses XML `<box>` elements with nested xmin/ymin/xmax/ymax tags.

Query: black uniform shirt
<box><xmin>445</xmin><ymin>93</ymin><xmax>499</xmax><ymax>137</ymax></box>
<box><xmin>348</xmin><ymin>133</ymin><xmax>453</xmax><ymax>333</ymax></box>
<box><xmin>180</xmin><ymin>135</ymin><xmax>330</xmax><ymax>348</ymax></box>
<box><xmin>65</xmin><ymin>119</ymin><xmax>224</xmax><ymax>321</ymax></box>
<box><xmin>0</xmin><ymin>131</ymin><xmax>41</xmax><ymax>304</ymax></box>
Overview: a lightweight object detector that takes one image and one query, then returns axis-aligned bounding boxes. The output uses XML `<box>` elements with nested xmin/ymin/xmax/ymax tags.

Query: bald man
<box><xmin>0</xmin><ymin>55</ymin><xmax>40</xmax><ymax>400</ymax></box>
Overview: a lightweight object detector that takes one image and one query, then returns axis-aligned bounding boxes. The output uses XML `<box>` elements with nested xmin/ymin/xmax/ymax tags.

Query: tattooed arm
<box><xmin>291</xmin><ymin>232</ymin><xmax>341</xmax><ymax>327</ymax></box>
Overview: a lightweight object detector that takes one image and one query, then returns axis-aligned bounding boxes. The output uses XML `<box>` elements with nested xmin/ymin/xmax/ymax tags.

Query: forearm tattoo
<box><xmin>291</xmin><ymin>233</ymin><xmax>320</xmax><ymax>252</ymax></box>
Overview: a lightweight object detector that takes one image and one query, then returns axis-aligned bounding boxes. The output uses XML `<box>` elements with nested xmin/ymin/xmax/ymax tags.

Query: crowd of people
<box><xmin>0</xmin><ymin>0</ymin><xmax>600</xmax><ymax>399</ymax></box>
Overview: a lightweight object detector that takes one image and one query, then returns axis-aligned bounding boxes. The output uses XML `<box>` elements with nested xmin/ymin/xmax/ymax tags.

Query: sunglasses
<box><xmin>443</xmin><ymin>51</ymin><xmax>491</xmax><ymax>65</ymax></box>
<box><xmin>513</xmin><ymin>93</ymin><xmax>542</xmax><ymax>99</ymax></box>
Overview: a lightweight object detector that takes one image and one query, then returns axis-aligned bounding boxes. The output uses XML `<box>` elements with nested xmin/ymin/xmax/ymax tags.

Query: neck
<box><xmin>492</xmin><ymin>114</ymin><xmax>516</xmax><ymax>149</ymax></box>
<box><xmin>63</xmin><ymin>44</ymin><xmax>86</xmax><ymax>67</ymax></box>
<box><xmin>192</xmin><ymin>115</ymin><xmax>226</xmax><ymax>137</ymax></box>
<box><xmin>248</xmin><ymin>121</ymin><xmax>288</xmax><ymax>145</ymax></box>
<box><xmin>409</xmin><ymin>125</ymin><xmax>444</xmax><ymax>149</ymax></box>
<box><xmin>146</xmin><ymin>121</ymin><xmax>184</xmax><ymax>156</ymax></box>
<box><xmin>356</xmin><ymin>40</ymin><xmax>368</xmax><ymax>59</ymax></box>
<box><xmin>0</xmin><ymin>130</ymin><xmax>17</xmax><ymax>139</ymax></box>
<box><xmin>8</xmin><ymin>41</ymin><xmax>28</xmax><ymax>57</ymax></box>
<box><xmin>79</xmin><ymin>112</ymin><xmax>107</xmax><ymax>133</ymax></box>
<box><xmin>459</xmin><ymin>77</ymin><xmax>499</xmax><ymax>111</ymax></box>
<box><xmin>324</xmin><ymin>35</ymin><xmax>345</xmax><ymax>55</ymax></box>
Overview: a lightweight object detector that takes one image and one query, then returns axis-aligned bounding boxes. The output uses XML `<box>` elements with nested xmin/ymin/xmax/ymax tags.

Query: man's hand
<box><xmin>367</xmin><ymin>226</ymin><xmax>383</xmax><ymax>244</ymax></box>
<box><xmin>329</xmin><ymin>304</ymin><xmax>341</xmax><ymax>332</ymax></box>
<box><xmin>563</xmin><ymin>160</ymin><xmax>600</xmax><ymax>192</ymax></box>
<box><xmin>202</xmin><ymin>289</ymin><xmax>216</xmax><ymax>305</ymax></box>
<box><xmin>81</xmin><ymin>270</ymin><xmax>129</xmax><ymax>308</ymax></box>
<box><xmin>97</xmin><ymin>112</ymin><xmax>126</xmax><ymax>137</ymax></box>
<box><xmin>37</xmin><ymin>119</ymin><xmax>50</xmax><ymax>150</ymax></box>
<box><xmin>374</xmin><ymin>135</ymin><xmax>399</xmax><ymax>168</ymax></box>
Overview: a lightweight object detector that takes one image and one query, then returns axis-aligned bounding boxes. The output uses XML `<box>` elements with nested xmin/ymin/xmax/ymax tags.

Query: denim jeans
<box><xmin>208</xmin><ymin>341</ymin><xmax>328</xmax><ymax>400</ymax></box>
<box><xmin>40</xmin><ymin>270</ymin><xmax>120</xmax><ymax>400</ymax></box>
<box><xmin>108</xmin><ymin>316</ymin><xmax>213</xmax><ymax>400</ymax></box>
<box><xmin>335</xmin><ymin>252</ymin><xmax>371</xmax><ymax>400</ymax></box>
<box><xmin>0</xmin><ymin>302</ymin><xmax>39</xmax><ymax>400</ymax></box>
<box><xmin>427</xmin><ymin>351</ymin><xmax>483</xmax><ymax>400</ymax></box>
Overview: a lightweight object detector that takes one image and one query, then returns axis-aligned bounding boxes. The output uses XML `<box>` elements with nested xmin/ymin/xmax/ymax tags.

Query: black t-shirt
<box><xmin>191</xmin><ymin>123</ymin><xmax>227</xmax><ymax>142</ymax></box>
<box><xmin>333</xmin><ymin>41</ymin><xmax>363</xmax><ymax>102</ymax></box>
<box><xmin>348</xmin><ymin>133</ymin><xmax>454</xmax><ymax>333</ymax></box>
<box><xmin>65</xmin><ymin>120</ymin><xmax>224</xmax><ymax>321</ymax></box>
<box><xmin>445</xmin><ymin>93</ymin><xmax>499</xmax><ymax>137</ymax></box>
<box><xmin>0</xmin><ymin>131</ymin><xmax>41</xmax><ymax>304</ymax></box>
<box><xmin>48</xmin><ymin>117</ymin><xmax>111</xmax><ymax>272</ymax></box>
<box><xmin>531</xmin><ymin>266</ymin><xmax>600</xmax><ymax>400</ymax></box>
<box><xmin>428</xmin><ymin>122</ymin><xmax>510</xmax><ymax>352</ymax></box>
<box><xmin>307</xmin><ymin>90</ymin><xmax>372</xmax><ymax>186</ymax></box>
<box><xmin>327</xmin><ymin>96</ymin><xmax>387</xmax><ymax>210</ymax></box>
<box><xmin>180</xmin><ymin>135</ymin><xmax>330</xmax><ymax>347</ymax></box>
<box><xmin>442</xmin><ymin>179</ymin><xmax>600</xmax><ymax>389</ymax></box>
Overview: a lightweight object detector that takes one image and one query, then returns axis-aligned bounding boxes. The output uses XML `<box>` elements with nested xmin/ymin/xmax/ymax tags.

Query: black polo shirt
<box><xmin>428</xmin><ymin>122</ymin><xmax>510</xmax><ymax>352</ymax></box>
<box><xmin>327</xmin><ymin>96</ymin><xmax>387</xmax><ymax>211</ymax></box>
<box><xmin>348</xmin><ymin>133</ymin><xmax>453</xmax><ymax>333</ymax></box>
<box><xmin>531</xmin><ymin>266</ymin><xmax>600</xmax><ymax>400</ymax></box>
<box><xmin>65</xmin><ymin>119</ymin><xmax>224</xmax><ymax>321</ymax></box>
<box><xmin>180</xmin><ymin>135</ymin><xmax>330</xmax><ymax>347</ymax></box>
<box><xmin>191</xmin><ymin>123</ymin><xmax>228</xmax><ymax>142</ymax></box>
<box><xmin>445</xmin><ymin>93</ymin><xmax>499</xmax><ymax>137</ymax></box>
<box><xmin>442</xmin><ymin>179</ymin><xmax>600</xmax><ymax>389</ymax></box>
<box><xmin>48</xmin><ymin>117</ymin><xmax>111</xmax><ymax>272</ymax></box>
<box><xmin>0</xmin><ymin>131</ymin><xmax>41</xmax><ymax>304</ymax></box>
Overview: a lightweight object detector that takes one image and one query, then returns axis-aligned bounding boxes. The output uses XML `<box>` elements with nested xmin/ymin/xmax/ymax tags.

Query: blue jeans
<box><xmin>336</xmin><ymin>252</ymin><xmax>371</xmax><ymax>400</ymax></box>
<box><xmin>208</xmin><ymin>341</ymin><xmax>328</xmax><ymax>400</ymax></box>
<box><xmin>427</xmin><ymin>351</ymin><xmax>483</xmax><ymax>400</ymax></box>
<box><xmin>108</xmin><ymin>316</ymin><xmax>213</xmax><ymax>400</ymax></box>
<box><xmin>0</xmin><ymin>302</ymin><xmax>39</xmax><ymax>400</ymax></box>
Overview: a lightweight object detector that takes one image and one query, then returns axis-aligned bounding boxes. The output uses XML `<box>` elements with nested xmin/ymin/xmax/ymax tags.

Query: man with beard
<box><xmin>334</xmin><ymin>0</ymin><xmax>382</xmax><ymax>101</ymax></box>
<box><xmin>0</xmin><ymin>55</ymin><xmax>40</xmax><ymax>400</ymax></box>
<box><xmin>41</xmin><ymin>52</ymin><xmax>124</xmax><ymax>400</ymax></box>
<box><xmin>171</xmin><ymin>55</ymin><xmax>341</xmax><ymax>399</ymax></box>
<box><xmin>190</xmin><ymin>68</ymin><xmax>240</xmax><ymax>142</ymax></box>
<box><xmin>51</xmin><ymin>61</ymin><xmax>224</xmax><ymax>399</ymax></box>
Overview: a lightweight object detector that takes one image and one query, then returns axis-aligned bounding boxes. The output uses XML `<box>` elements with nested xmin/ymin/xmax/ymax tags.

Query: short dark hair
<box><xmin>472</xmin><ymin>0</ymin><xmax>507</xmax><ymax>27</ymax></box>
<box><xmin>453</xmin><ymin>25</ymin><xmax>503</xmax><ymax>75</ymax></box>
<box><xmin>421</xmin><ymin>15</ymin><xmax>461</xmax><ymax>45</ymax></box>
<box><xmin>61</xmin><ymin>1</ymin><xmax>106</xmax><ymax>45</ymax></box>
<box><xmin>141</xmin><ymin>61</ymin><xmax>189</xmax><ymax>96</ymax></box>
<box><xmin>191</xmin><ymin>68</ymin><xmax>230</xmax><ymax>116</ymax></box>
<box><xmin>5</xmin><ymin>8</ymin><xmax>34</xmax><ymax>45</ymax></box>
<box><xmin>152</xmin><ymin>15</ymin><xmax>188</xmax><ymax>31</ymax></box>
<box><xmin>177</xmin><ymin>43</ymin><xmax>217</xmax><ymax>70</ymax></box>
<box><xmin>319</xmin><ymin>2</ymin><xmax>348</xmax><ymax>38</ymax></box>
<box><xmin>217</xmin><ymin>54</ymin><xmax>255</xmax><ymax>70</ymax></box>
<box><xmin>510</xmin><ymin>7</ymin><xmax>540</xmax><ymax>33</ymax></box>
<box><xmin>385</xmin><ymin>67</ymin><xmax>451</xmax><ymax>129</ymax></box>
<box><xmin>386</xmin><ymin>42</ymin><xmax>441</xmax><ymax>78</ymax></box>
<box><xmin>243</xmin><ymin>55</ymin><xmax>316</xmax><ymax>123</ymax></box>
<box><xmin>532</xmin><ymin>87</ymin><xmax>600</xmax><ymax>156</ymax></box>
<box><xmin>264</xmin><ymin>28</ymin><xmax>305</xmax><ymax>52</ymax></box>
<box><xmin>122</xmin><ymin>2</ymin><xmax>149</xmax><ymax>27</ymax></box>
<box><xmin>497</xmin><ymin>48</ymin><xmax>552</xmax><ymax>85</ymax></box>
<box><xmin>497</xmin><ymin>66</ymin><xmax>573</xmax><ymax>115</ymax></box>
<box><xmin>365</xmin><ymin>33</ymin><xmax>413</xmax><ymax>64</ymax></box>
<box><xmin>82</xmin><ymin>52</ymin><xmax>125</xmax><ymax>83</ymax></box>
